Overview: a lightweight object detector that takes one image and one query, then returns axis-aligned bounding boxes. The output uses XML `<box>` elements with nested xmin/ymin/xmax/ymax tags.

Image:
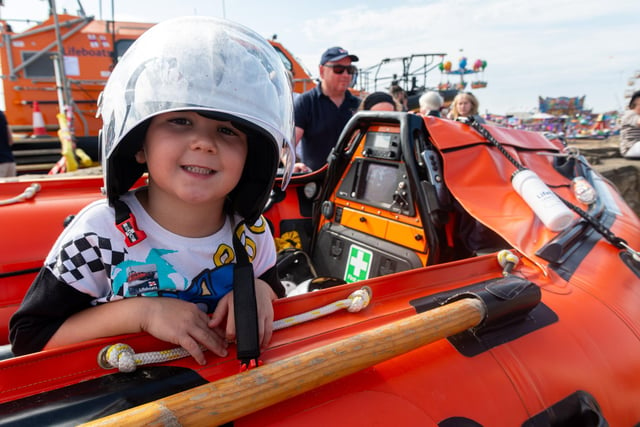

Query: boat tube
<box><xmin>0</xmin><ymin>113</ymin><xmax>639</xmax><ymax>425</ymax></box>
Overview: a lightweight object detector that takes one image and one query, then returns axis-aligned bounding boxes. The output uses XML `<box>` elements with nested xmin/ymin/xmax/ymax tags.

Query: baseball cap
<box><xmin>320</xmin><ymin>46</ymin><xmax>359</xmax><ymax>65</ymax></box>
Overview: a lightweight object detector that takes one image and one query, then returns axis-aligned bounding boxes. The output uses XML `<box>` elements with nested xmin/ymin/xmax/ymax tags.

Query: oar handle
<box><xmin>82</xmin><ymin>297</ymin><xmax>486</xmax><ymax>426</ymax></box>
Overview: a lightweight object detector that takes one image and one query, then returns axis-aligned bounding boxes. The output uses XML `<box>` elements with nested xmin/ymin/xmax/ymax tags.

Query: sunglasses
<box><xmin>324</xmin><ymin>64</ymin><xmax>358</xmax><ymax>75</ymax></box>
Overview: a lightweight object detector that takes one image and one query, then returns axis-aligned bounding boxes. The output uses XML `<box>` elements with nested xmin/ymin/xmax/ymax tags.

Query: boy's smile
<box><xmin>182</xmin><ymin>165</ymin><xmax>215</xmax><ymax>175</ymax></box>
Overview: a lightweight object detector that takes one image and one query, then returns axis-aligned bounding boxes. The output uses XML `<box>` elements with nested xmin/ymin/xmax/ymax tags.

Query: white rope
<box><xmin>98</xmin><ymin>342</ymin><xmax>191</xmax><ymax>373</ymax></box>
<box><xmin>0</xmin><ymin>183</ymin><xmax>40</xmax><ymax>206</ymax></box>
<box><xmin>273</xmin><ymin>286</ymin><xmax>372</xmax><ymax>330</ymax></box>
<box><xmin>98</xmin><ymin>286</ymin><xmax>373</xmax><ymax>372</ymax></box>
<box><xmin>497</xmin><ymin>249</ymin><xmax>519</xmax><ymax>276</ymax></box>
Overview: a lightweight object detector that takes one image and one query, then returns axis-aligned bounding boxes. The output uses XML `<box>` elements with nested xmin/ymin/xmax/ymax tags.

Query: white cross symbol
<box><xmin>350</xmin><ymin>249</ymin><xmax>369</xmax><ymax>277</ymax></box>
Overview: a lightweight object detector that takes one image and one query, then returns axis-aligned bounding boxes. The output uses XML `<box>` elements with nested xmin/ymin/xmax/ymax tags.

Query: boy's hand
<box><xmin>209</xmin><ymin>279</ymin><xmax>277</xmax><ymax>348</ymax></box>
<box><xmin>140</xmin><ymin>297</ymin><xmax>228</xmax><ymax>365</ymax></box>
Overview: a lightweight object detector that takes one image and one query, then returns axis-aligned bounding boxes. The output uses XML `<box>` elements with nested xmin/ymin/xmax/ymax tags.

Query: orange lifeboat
<box><xmin>0</xmin><ymin>113</ymin><xmax>639</xmax><ymax>425</ymax></box>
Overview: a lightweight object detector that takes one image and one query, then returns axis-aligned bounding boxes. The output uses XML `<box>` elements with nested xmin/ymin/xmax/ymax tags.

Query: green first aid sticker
<box><xmin>344</xmin><ymin>245</ymin><xmax>373</xmax><ymax>283</ymax></box>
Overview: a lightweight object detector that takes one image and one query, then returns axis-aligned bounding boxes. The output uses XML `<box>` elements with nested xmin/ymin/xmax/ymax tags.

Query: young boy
<box><xmin>9</xmin><ymin>16</ymin><xmax>295</xmax><ymax>366</ymax></box>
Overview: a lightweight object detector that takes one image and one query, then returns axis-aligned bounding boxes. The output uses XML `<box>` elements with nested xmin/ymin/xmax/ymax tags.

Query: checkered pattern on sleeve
<box><xmin>49</xmin><ymin>232</ymin><xmax>126</xmax><ymax>285</ymax></box>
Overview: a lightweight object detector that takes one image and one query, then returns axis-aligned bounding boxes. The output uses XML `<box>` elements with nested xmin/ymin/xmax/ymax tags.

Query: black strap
<box><xmin>463</xmin><ymin>116</ymin><xmax>523</xmax><ymax>171</ymax></box>
<box><xmin>232</xmin><ymin>226</ymin><xmax>261</xmax><ymax>369</ymax></box>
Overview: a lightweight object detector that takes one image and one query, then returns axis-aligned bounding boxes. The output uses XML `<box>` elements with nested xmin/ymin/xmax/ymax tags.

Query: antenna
<box><xmin>76</xmin><ymin>0</ymin><xmax>86</xmax><ymax>17</ymax></box>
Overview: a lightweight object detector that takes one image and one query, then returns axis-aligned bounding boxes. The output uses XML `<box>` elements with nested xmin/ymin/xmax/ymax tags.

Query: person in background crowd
<box><xmin>419</xmin><ymin>91</ymin><xmax>444</xmax><ymax>117</ymax></box>
<box><xmin>293</xmin><ymin>46</ymin><xmax>360</xmax><ymax>172</ymax></box>
<box><xmin>0</xmin><ymin>110</ymin><xmax>16</xmax><ymax>177</ymax></box>
<box><xmin>620</xmin><ymin>90</ymin><xmax>640</xmax><ymax>158</ymax></box>
<box><xmin>358</xmin><ymin>91</ymin><xmax>397</xmax><ymax>112</ymax></box>
<box><xmin>448</xmin><ymin>92</ymin><xmax>485</xmax><ymax>124</ymax></box>
<box><xmin>389</xmin><ymin>84</ymin><xmax>408</xmax><ymax>112</ymax></box>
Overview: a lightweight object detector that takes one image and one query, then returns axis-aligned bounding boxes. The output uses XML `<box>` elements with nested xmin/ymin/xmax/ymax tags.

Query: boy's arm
<box><xmin>44</xmin><ymin>297</ymin><xmax>151</xmax><ymax>347</ymax></box>
<box><xmin>45</xmin><ymin>297</ymin><xmax>227</xmax><ymax>364</ymax></box>
<box><xmin>47</xmin><ymin>296</ymin><xmax>229</xmax><ymax>365</ymax></box>
<box><xmin>10</xmin><ymin>268</ymin><xmax>229</xmax><ymax>364</ymax></box>
<box><xmin>9</xmin><ymin>268</ymin><xmax>94</xmax><ymax>356</ymax></box>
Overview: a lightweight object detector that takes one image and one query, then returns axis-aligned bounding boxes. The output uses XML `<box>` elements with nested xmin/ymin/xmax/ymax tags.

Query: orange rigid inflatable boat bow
<box><xmin>427</xmin><ymin>117</ymin><xmax>573</xmax><ymax>264</ymax></box>
<box><xmin>425</xmin><ymin>116</ymin><xmax>639</xmax><ymax>276</ymax></box>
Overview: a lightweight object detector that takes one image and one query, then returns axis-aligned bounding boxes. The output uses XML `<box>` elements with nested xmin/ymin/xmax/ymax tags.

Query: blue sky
<box><xmin>2</xmin><ymin>0</ymin><xmax>638</xmax><ymax>115</ymax></box>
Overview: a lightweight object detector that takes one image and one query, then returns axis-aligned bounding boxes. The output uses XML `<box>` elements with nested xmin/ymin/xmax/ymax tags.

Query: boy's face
<box><xmin>136</xmin><ymin>111</ymin><xmax>248</xmax><ymax>207</ymax></box>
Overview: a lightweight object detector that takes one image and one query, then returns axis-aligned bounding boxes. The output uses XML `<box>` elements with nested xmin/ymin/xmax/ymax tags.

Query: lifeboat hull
<box><xmin>1</xmin><ymin>254</ymin><xmax>639</xmax><ymax>425</ymax></box>
<box><xmin>1</xmin><ymin>113</ymin><xmax>639</xmax><ymax>425</ymax></box>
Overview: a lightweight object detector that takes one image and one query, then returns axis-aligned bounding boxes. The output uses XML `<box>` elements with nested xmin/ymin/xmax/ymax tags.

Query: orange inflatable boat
<box><xmin>0</xmin><ymin>113</ymin><xmax>639</xmax><ymax>426</ymax></box>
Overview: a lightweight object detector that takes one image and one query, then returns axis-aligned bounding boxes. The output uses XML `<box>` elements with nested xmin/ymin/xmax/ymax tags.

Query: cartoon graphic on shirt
<box><xmin>112</xmin><ymin>248</ymin><xmax>186</xmax><ymax>297</ymax></box>
<box><xmin>169</xmin><ymin>263</ymin><xmax>236</xmax><ymax>313</ymax></box>
<box><xmin>235</xmin><ymin>220</ymin><xmax>267</xmax><ymax>261</ymax></box>
<box><xmin>110</xmin><ymin>229</ymin><xmax>259</xmax><ymax>313</ymax></box>
<box><xmin>212</xmin><ymin>243</ymin><xmax>236</xmax><ymax>266</ymax></box>
<box><xmin>124</xmin><ymin>264</ymin><xmax>160</xmax><ymax>295</ymax></box>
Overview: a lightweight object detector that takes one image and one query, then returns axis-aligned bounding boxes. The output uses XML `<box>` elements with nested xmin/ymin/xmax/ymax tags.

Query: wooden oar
<box><xmin>82</xmin><ymin>297</ymin><xmax>486</xmax><ymax>426</ymax></box>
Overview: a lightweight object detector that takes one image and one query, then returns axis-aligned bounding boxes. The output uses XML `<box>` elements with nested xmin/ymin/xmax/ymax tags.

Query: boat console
<box><xmin>311</xmin><ymin>112</ymin><xmax>449</xmax><ymax>283</ymax></box>
<box><xmin>334</xmin><ymin>131</ymin><xmax>414</xmax><ymax>216</ymax></box>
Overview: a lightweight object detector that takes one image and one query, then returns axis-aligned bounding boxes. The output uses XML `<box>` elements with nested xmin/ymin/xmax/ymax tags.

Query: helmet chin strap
<box><xmin>232</xmin><ymin>223</ymin><xmax>261</xmax><ymax>370</ymax></box>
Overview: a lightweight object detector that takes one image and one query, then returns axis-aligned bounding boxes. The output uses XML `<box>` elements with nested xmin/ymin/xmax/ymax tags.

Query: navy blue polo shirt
<box><xmin>0</xmin><ymin>111</ymin><xmax>13</xmax><ymax>164</ymax></box>
<box><xmin>294</xmin><ymin>83</ymin><xmax>360</xmax><ymax>170</ymax></box>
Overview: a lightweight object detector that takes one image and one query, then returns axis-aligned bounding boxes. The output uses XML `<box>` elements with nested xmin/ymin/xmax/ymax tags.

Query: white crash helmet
<box><xmin>98</xmin><ymin>16</ymin><xmax>295</xmax><ymax>224</ymax></box>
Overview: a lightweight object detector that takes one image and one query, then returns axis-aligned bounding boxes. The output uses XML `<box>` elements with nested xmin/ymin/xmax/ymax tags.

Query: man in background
<box><xmin>293</xmin><ymin>46</ymin><xmax>360</xmax><ymax>172</ymax></box>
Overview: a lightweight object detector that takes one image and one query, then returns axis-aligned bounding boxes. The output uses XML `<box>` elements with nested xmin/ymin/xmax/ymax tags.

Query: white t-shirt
<box><xmin>45</xmin><ymin>190</ymin><xmax>277</xmax><ymax>312</ymax></box>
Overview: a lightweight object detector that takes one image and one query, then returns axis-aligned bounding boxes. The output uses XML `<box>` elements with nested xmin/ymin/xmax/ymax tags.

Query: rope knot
<box><xmin>347</xmin><ymin>286</ymin><xmax>372</xmax><ymax>312</ymax></box>
<box><xmin>100</xmin><ymin>343</ymin><xmax>138</xmax><ymax>373</ymax></box>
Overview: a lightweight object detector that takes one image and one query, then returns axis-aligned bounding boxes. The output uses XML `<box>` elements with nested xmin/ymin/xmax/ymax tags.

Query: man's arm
<box><xmin>294</xmin><ymin>126</ymin><xmax>304</xmax><ymax>146</ymax></box>
<box><xmin>292</xmin><ymin>126</ymin><xmax>311</xmax><ymax>173</ymax></box>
